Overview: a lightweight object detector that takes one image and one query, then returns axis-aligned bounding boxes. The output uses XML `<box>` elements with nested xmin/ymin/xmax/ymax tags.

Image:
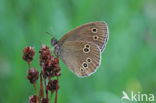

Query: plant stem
<box><xmin>34</xmin><ymin>82</ymin><xmax>38</xmax><ymax>103</ymax></box>
<box><xmin>39</xmin><ymin>73</ymin><xmax>44</xmax><ymax>98</ymax></box>
<box><xmin>44</xmin><ymin>77</ymin><xmax>48</xmax><ymax>99</ymax></box>
<box><xmin>28</xmin><ymin>61</ymin><xmax>31</xmax><ymax>69</ymax></box>
<box><xmin>50</xmin><ymin>90</ymin><xmax>54</xmax><ymax>102</ymax></box>
<box><xmin>55</xmin><ymin>76</ymin><xmax>59</xmax><ymax>103</ymax></box>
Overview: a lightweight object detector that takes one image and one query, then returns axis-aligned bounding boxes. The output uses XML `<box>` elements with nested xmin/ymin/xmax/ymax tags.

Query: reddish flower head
<box><xmin>47</xmin><ymin>80</ymin><xmax>58</xmax><ymax>91</ymax></box>
<box><xmin>29</xmin><ymin>95</ymin><xmax>37</xmax><ymax>103</ymax></box>
<box><xmin>39</xmin><ymin>45</ymin><xmax>61</xmax><ymax>78</ymax></box>
<box><xmin>22</xmin><ymin>46</ymin><xmax>35</xmax><ymax>63</ymax></box>
<box><xmin>27</xmin><ymin>68</ymin><xmax>39</xmax><ymax>84</ymax></box>
<box><xmin>39</xmin><ymin>45</ymin><xmax>52</xmax><ymax>66</ymax></box>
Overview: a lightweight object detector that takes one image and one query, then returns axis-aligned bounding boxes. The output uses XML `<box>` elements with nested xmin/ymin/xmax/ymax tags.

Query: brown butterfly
<box><xmin>51</xmin><ymin>21</ymin><xmax>109</xmax><ymax>77</ymax></box>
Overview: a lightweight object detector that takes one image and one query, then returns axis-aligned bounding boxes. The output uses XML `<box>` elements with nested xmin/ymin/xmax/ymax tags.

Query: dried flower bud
<box><xmin>55</xmin><ymin>70</ymin><xmax>61</xmax><ymax>76</ymax></box>
<box><xmin>42</xmin><ymin>61</ymin><xmax>55</xmax><ymax>78</ymax></box>
<box><xmin>40</xmin><ymin>98</ymin><xmax>49</xmax><ymax>103</ymax></box>
<box><xmin>53</xmin><ymin>58</ymin><xmax>59</xmax><ymax>64</ymax></box>
<box><xmin>47</xmin><ymin>80</ymin><xmax>58</xmax><ymax>91</ymax></box>
<box><xmin>22</xmin><ymin>46</ymin><xmax>35</xmax><ymax>63</ymax></box>
<box><xmin>52</xmin><ymin>63</ymin><xmax>61</xmax><ymax>77</ymax></box>
<box><xmin>39</xmin><ymin>44</ymin><xmax>61</xmax><ymax>78</ymax></box>
<box><xmin>39</xmin><ymin>45</ymin><xmax>52</xmax><ymax>66</ymax></box>
<box><xmin>27</xmin><ymin>68</ymin><xmax>39</xmax><ymax>84</ymax></box>
<box><xmin>29</xmin><ymin>95</ymin><xmax>37</xmax><ymax>103</ymax></box>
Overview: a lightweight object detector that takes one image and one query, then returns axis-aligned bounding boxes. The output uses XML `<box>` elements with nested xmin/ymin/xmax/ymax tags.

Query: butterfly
<box><xmin>51</xmin><ymin>21</ymin><xmax>109</xmax><ymax>77</ymax></box>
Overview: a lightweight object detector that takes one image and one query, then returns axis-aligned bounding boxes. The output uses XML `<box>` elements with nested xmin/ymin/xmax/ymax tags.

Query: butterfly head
<box><xmin>51</xmin><ymin>37</ymin><xmax>58</xmax><ymax>47</ymax></box>
<box><xmin>51</xmin><ymin>37</ymin><xmax>61</xmax><ymax>57</ymax></box>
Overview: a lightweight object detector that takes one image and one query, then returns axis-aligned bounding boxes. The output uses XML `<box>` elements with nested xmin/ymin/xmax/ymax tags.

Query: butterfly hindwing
<box><xmin>59</xmin><ymin>41</ymin><xmax>101</xmax><ymax>77</ymax></box>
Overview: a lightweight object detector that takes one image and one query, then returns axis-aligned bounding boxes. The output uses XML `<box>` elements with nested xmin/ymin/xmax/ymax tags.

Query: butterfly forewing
<box><xmin>59</xmin><ymin>41</ymin><xmax>101</xmax><ymax>77</ymax></box>
<box><xmin>59</xmin><ymin>21</ymin><xmax>109</xmax><ymax>52</ymax></box>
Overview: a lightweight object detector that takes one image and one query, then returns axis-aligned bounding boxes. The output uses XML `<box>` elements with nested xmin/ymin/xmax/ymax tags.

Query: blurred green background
<box><xmin>0</xmin><ymin>0</ymin><xmax>156</xmax><ymax>103</ymax></box>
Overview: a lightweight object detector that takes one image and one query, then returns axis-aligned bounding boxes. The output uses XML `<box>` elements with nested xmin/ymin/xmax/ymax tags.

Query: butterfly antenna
<box><xmin>45</xmin><ymin>32</ymin><xmax>55</xmax><ymax>37</ymax></box>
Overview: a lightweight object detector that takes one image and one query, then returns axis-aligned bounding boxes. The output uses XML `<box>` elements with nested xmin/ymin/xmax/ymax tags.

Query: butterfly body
<box><xmin>51</xmin><ymin>21</ymin><xmax>109</xmax><ymax>77</ymax></box>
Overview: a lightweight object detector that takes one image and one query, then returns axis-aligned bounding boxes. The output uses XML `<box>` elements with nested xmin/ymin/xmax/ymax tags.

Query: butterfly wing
<box><xmin>59</xmin><ymin>21</ymin><xmax>109</xmax><ymax>52</ymax></box>
<box><xmin>59</xmin><ymin>41</ymin><xmax>101</xmax><ymax>77</ymax></box>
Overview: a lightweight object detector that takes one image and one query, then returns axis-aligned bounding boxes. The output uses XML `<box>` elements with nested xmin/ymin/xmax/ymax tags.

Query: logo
<box><xmin>121</xmin><ymin>91</ymin><xmax>154</xmax><ymax>102</ymax></box>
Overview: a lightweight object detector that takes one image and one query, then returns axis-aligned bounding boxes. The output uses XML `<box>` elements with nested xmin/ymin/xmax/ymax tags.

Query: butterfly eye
<box><xmin>85</xmin><ymin>44</ymin><xmax>90</xmax><ymax>48</ymax></box>
<box><xmin>91</xmin><ymin>28</ymin><xmax>97</xmax><ymax>33</ymax></box>
<box><xmin>83</xmin><ymin>47</ymin><xmax>90</xmax><ymax>53</ymax></box>
<box><xmin>80</xmin><ymin>68</ymin><xmax>84</xmax><ymax>72</ymax></box>
<box><xmin>93</xmin><ymin>35</ymin><xmax>99</xmax><ymax>40</ymax></box>
<box><xmin>82</xmin><ymin>62</ymin><xmax>88</xmax><ymax>68</ymax></box>
<box><xmin>86</xmin><ymin>58</ymin><xmax>92</xmax><ymax>63</ymax></box>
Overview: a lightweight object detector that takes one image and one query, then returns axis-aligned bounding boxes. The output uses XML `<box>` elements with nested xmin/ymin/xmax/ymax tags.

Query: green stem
<box><xmin>34</xmin><ymin>82</ymin><xmax>38</xmax><ymax>103</ymax></box>
<box><xmin>50</xmin><ymin>90</ymin><xmax>54</xmax><ymax>102</ymax></box>
<box><xmin>55</xmin><ymin>76</ymin><xmax>59</xmax><ymax>103</ymax></box>
<box><xmin>39</xmin><ymin>73</ymin><xmax>44</xmax><ymax>98</ymax></box>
